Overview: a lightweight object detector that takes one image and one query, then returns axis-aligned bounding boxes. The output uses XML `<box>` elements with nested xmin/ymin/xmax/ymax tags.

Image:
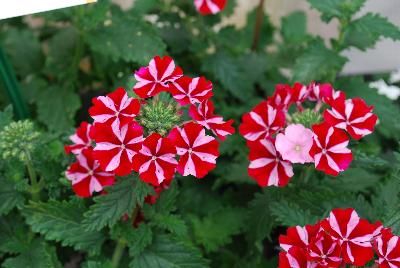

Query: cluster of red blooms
<box><xmin>194</xmin><ymin>0</ymin><xmax>227</xmax><ymax>15</ymax></box>
<box><xmin>239</xmin><ymin>82</ymin><xmax>378</xmax><ymax>187</ymax></box>
<box><xmin>65</xmin><ymin>55</ymin><xmax>234</xmax><ymax>198</ymax></box>
<box><xmin>279</xmin><ymin>208</ymin><xmax>400</xmax><ymax>268</ymax></box>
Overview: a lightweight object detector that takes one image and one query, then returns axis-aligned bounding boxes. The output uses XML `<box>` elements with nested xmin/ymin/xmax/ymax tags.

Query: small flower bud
<box><xmin>291</xmin><ymin>109</ymin><xmax>322</xmax><ymax>128</ymax></box>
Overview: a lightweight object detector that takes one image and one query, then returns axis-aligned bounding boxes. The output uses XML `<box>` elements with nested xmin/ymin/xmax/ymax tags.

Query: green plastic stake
<box><xmin>0</xmin><ymin>45</ymin><xmax>29</xmax><ymax>119</ymax></box>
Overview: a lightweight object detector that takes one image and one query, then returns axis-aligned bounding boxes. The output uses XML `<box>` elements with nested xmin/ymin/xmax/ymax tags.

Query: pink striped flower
<box><xmin>321</xmin><ymin>208</ymin><xmax>380</xmax><ymax>266</ymax></box>
<box><xmin>134</xmin><ymin>56</ymin><xmax>183</xmax><ymax>98</ymax></box>
<box><xmin>66</xmin><ymin>148</ymin><xmax>115</xmax><ymax>198</ymax></box>
<box><xmin>309</xmin><ymin>123</ymin><xmax>353</xmax><ymax>176</ymax></box>
<box><xmin>239</xmin><ymin>101</ymin><xmax>286</xmax><ymax>142</ymax></box>
<box><xmin>307</xmin><ymin>232</ymin><xmax>342</xmax><ymax>267</ymax></box>
<box><xmin>279</xmin><ymin>224</ymin><xmax>321</xmax><ymax>252</ymax></box>
<box><xmin>64</xmin><ymin>121</ymin><xmax>93</xmax><ymax>155</ymax></box>
<box><xmin>168</xmin><ymin>122</ymin><xmax>219</xmax><ymax>178</ymax></box>
<box><xmin>188</xmin><ymin>100</ymin><xmax>235</xmax><ymax>140</ymax></box>
<box><xmin>324</xmin><ymin>97</ymin><xmax>378</xmax><ymax>140</ymax></box>
<box><xmin>89</xmin><ymin>88</ymin><xmax>140</xmax><ymax>127</ymax></box>
<box><xmin>307</xmin><ymin>82</ymin><xmax>334</xmax><ymax>103</ymax></box>
<box><xmin>169</xmin><ymin>76</ymin><xmax>213</xmax><ymax>106</ymax></box>
<box><xmin>194</xmin><ymin>0</ymin><xmax>227</xmax><ymax>15</ymax></box>
<box><xmin>247</xmin><ymin>138</ymin><xmax>293</xmax><ymax>187</ymax></box>
<box><xmin>279</xmin><ymin>247</ymin><xmax>317</xmax><ymax>268</ymax></box>
<box><xmin>374</xmin><ymin>229</ymin><xmax>400</xmax><ymax>268</ymax></box>
<box><xmin>132</xmin><ymin>133</ymin><xmax>178</xmax><ymax>186</ymax></box>
<box><xmin>91</xmin><ymin>122</ymin><xmax>143</xmax><ymax>176</ymax></box>
<box><xmin>268</xmin><ymin>84</ymin><xmax>292</xmax><ymax>111</ymax></box>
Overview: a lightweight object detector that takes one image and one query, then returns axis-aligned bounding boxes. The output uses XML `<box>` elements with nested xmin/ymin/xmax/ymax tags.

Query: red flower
<box><xmin>307</xmin><ymin>232</ymin><xmax>342</xmax><ymax>267</ymax></box>
<box><xmin>89</xmin><ymin>88</ymin><xmax>140</xmax><ymax>127</ymax></box>
<box><xmin>65</xmin><ymin>121</ymin><xmax>92</xmax><ymax>155</ymax></box>
<box><xmin>91</xmin><ymin>122</ymin><xmax>143</xmax><ymax>176</ymax></box>
<box><xmin>189</xmin><ymin>100</ymin><xmax>235</xmax><ymax>140</ymax></box>
<box><xmin>247</xmin><ymin>138</ymin><xmax>293</xmax><ymax>187</ymax></box>
<box><xmin>194</xmin><ymin>0</ymin><xmax>227</xmax><ymax>15</ymax></box>
<box><xmin>309</xmin><ymin>123</ymin><xmax>353</xmax><ymax>176</ymax></box>
<box><xmin>168</xmin><ymin>122</ymin><xmax>219</xmax><ymax>178</ymax></box>
<box><xmin>268</xmin><ymin>84</ymin><xmax>292</xmax><ymax>111</ymax></box>
<box><xmin>132</xmin><ymin>133</ymin><xmax>178</xmax><ymax>186</ymax></box>
<box><xmin>374</xmin><ymin>229</ymin><xmax>400</xmax><ymax>268</ymax></box>
<box><xmin>324</xmin><ymin>97</ymin><xmax>378</xmax><ymax>140</ymax></box>
<box><xmin>279</xmin><ymin>247</ymin><xmax>317</xmax><ymax>268</ymax></box>
<box><xmin>239</xmin><ymin>101</ymin><xmax>286</xmax><ymax>142</ymax></box>
<box><xmin>134</xmin><ymin>56</ymin><xmax>183</xmax><ymax>98</ymax></box>
<box><xmin>307</xmin><ymin>82</ymin><xmax>334</xmax><ymax>103</ymax></box>
<box><xmin>290</xmin><ymin>82</ymin><xmax>310</xmax><ymax>108</ymax></box>
<box><xmin>169</xmin><ymin>76</ymin><xmax>213</xmax><ymax>106</ymax></box>
<box><xmin>321</xmin><ymin>208</ymin><xmax>378</xmax><ymax>266</ymax></box>
<box><xmin>279</xmin><ymin>224</ymin><xmax>321</xmax><ymax>251</ymax></box>
<box><xmin>66</xmin><ymin>148</ymin><xmax>115</xmax><ymax>198</ymax></box>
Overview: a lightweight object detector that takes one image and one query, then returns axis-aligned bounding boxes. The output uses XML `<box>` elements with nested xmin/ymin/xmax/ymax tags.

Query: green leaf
<box><xmin>343</xmin><ymin>13</ymin><xmax>400</xmax><ymax>51</ymax></box>
<box><xmin>307</xmin><ymin>0</ymin><xmax>365</xmax><ymax>22</ymax></box>
<box><xmin>323</xmin><ymin>168</ymin><xmax>381</xmax><ymax>193</ymax></box>
<box><xmin>83</xmin><ymin>177</ymin><xmax>142</xmax><ymax>231</ymax></box>
<box><xmin>3</xmin><ymin>28</ymin><xmax>43</xmax><ymax>77</ymax></box>
<box><xmin>0</xmin><ymin>213</ymin><xmax>30</xmax><ymax>254</ymax></box>
<box><xmin>270</xmin><ymin>200</ymin><xmax>319</xmax><ymax>227</ymax></box>
<box><xmin>81</xmin><ymin>260</ymin><xmax>113</xmax><ymax>268</ymax></box>
<box><xmin>86</xmin><ymin>15</ymin><xmax>166</xmax><ymax>65</ymax></box>
<box><xmin>190</xmin><ymin>207</ymin><xmax>244</xmax><ymax>252</ymax></box>
<box><xmin>22</xmin><ymin>200</ymin><xmax>105</xmax><ymax>255</ymax></box>
<box><xmin>131</xmin><ymin>234</ymin><xmax>209</xmax><ymax>268</ymax></box>
<box><xmin>134</xmin><ymin>179</ymin><xmax>155</xmax><ymax>207</ymax></box>
<box><xmin>2</xmin><ymin>239</ymin><xmax>62</xmax><ymax>268</ymax></box>
<box><xmin>281</xmin><ymin>11</ymin><xmax>308</xmax><ymax>43</ymax></box>
<box><xmin>151</xmin><ymin>214</ymin><xmax>188</xmax><ymax>236</ymax></box>
<box><xmin>0</xmin><ymin>176</ymin><xmax>25</xmax><ymax>215</ymax></box>
<box><xmin>128</xmin><ymin>224</ymin><xmax>153</xmax><ymax>258</ymax></box>
<box><xmin>292</xmin><ymin>40</ymin><xmax>347</xmax><ymax>83</ymax></box>
<box><xmin>0</xmin><ymin>105</ymin><xmax>13</xmax><ymax>130</ymax></box>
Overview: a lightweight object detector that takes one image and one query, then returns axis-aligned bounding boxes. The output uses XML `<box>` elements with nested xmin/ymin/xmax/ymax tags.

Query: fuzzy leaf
<box><xmin>152</xmin><ymin>214</ymin><xmax>188</xmax><ymax>236</ymax></box>
<box><xmin>22</xmin><ymin>200</ymin><xmax>105</xmax><ymax>255</ymax></box>
<box><xmin>128</xmin><ymin>224</ymin><xmax>153</xmax><ymax>257</ymax></box>
<box><xmin>83</xmin><ymin>177</ymin><xmax>142</xmax><ymax>231</ymax></box>
<box><xmin>131</xmin><ymin>234</ymin><xmax>209</xmax><ymax>268</ymax></box>
<box><xmin>293</xmin><ymin>40</ymin><xmax>347</xmax><ymax>83</ymax></box>
<box><xmin>0</xmin><ymin>214</ymin><xmax>30</xmax><ymax>254</ymax></box>
<box><xmin>0</xmin><ymin>176</ymin><xmax>25</xmax><ymax>215</ymax></box>
<box><xmin>270</xmin><ymin>200</ymin><xmax>319</xmax><ymax>227</ymax></box>
<box><xmin>343</xmin><ymin>13</ymin><xmax>400</xmax><ymax>51</ymax></box>
<box><xmin>307</xmin><ymin>0</ymin><xmax>365</xmax><ymax>22</ymax></box>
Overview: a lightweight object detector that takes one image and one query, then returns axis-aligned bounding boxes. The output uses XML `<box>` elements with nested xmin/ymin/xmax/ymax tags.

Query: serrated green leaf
<box><xmin>343</xmin><ymin>13</ymin><xmax>400</xmax><ymax>51</ymax></box>
<box><xmin>86</xmin><ymin>15</ymin><xmax>166</xmax><ymax>65</ymax></box>
<box><xmin>323</xmin><ymin>168</ymin><xmax>381</xmax><ymax>193</ymax></box>
<box><xmin>270</xmin><ymin>200</ymin><xmax>319</xmax><ymax>227</ymax></box>
<box><xmin>83</xmin><ymin>177</ymin><xmax>141</xmax><ymax>231</ymax></box>
<box><xmin>2</xmin><ymin>239</ymin><xmax>62</xmax><ymax>268</ymax></box>
<box><xmin>151</xmin><ymin>214</ymin><xmax>188</xmax><ymax>236</ymax></box>
<box><xmin>131</xmin><ymin>234</ymin><xmax>209</xmax><ymax>268</ymax></box>
<box><xmin>22</xmin><ymin>200</ymin><xmax>105</xmax><ymax>255</ymax></box>
<box><xmin>191</xmin><ymin>207</ymin><xmax>244</xmax><ymax>252</ymax></box>
<box><xmin>281</xmin><ymin>11</ymin><xmax>308</xmax><ymax>43</ymax></box>
<box><xmin>307</xmin><ymin>0</ymin><xmax>365</xmax><ymax>22</ymax></box>
<box><xmin>128</xmin><ymin>224</ymin><xmax>153</xmax><ymax>257</ymax></box>
<box><xmin>0</xmin><ymin>176</ymin><xmax>25</xmax><ymax>215</ymax></box>
<box><xmin>0</xmin><ymin>213</ymin><xmax>30</xmax><ymax>254</ymax></box>
<box><xmin>293</xmin><ymin>40</ymin><xmax>347</xmax><ymax>83</ymax></box>
<box><xmin>134</xmin><ymin>179</ymin><xmax>155</xmax><ymax>207</ymax></box>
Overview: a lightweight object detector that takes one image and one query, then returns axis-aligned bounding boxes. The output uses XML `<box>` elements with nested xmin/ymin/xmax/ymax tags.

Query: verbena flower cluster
<box><xmin>194</xmin><ymin>0</ymin><xmax>227</xmax><ymax>15</ymax></box>
<box><xmin>278</xmin><ymin>208</ymin><xmax>400</xmax><ymax>268</ymax></box>
<box><xmin>65</xmin><ymin>56</ymin><xmax>234</xmax><ymax>198</ymax></box>
<box><xmin>239</xmin><ymin>82</ymin><xmax>378</xmax><ymax>187</ymax></box>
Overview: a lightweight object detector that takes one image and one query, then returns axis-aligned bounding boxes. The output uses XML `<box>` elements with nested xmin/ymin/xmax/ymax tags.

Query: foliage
<box><xmin>0</xmin><ymin>0</ymin><xmax>399</xmax><ymax>266</ymax></box>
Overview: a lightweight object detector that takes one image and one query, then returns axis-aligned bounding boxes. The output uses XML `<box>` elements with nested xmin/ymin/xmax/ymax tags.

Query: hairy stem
<box><xmin>251</xmin><ymin>0</ymin><xmax>266</xmax><ymax>51</ymax></box>
<box><xmin>111</xmin><ymin>239</ymin><xmax>127</xmax><ymax>268</ymax></box>
<box><xmin>25</xmin><ymin>151</ymin><xmax>40</xmax><ymax>201</ymax></box>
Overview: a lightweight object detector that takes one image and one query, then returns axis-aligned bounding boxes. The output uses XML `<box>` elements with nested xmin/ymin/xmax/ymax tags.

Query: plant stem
<box><xmin>25</xmin><ymin>151</ymin><xmax>40</xmax><ymax>201</ymax></box>
<box><xmin>251</xmin><ymin>0</ymin><xmax>266</xmax><ymax>51</ymax></box>
<box><xmin>111</xmin><ymin>239</ymin><xmax>127</xmax><ymax>268</ymax></box>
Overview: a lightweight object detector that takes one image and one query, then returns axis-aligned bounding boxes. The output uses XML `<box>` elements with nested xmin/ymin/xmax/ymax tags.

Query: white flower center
<box><xmin>295</xmin><ymin>145</ymin><xmax>301</xmax><ymax>152</ymax></box>
<box><xmin>88</xmin><ymin>170</ymin><xmax>94</xmax><ymax>176</ymax></box>
<box><xmin>120</xmin><ymin>144</ymin><xmax>125</xmax><ymax>150</ymax></box>
<box><xmin>188</xmin><ymin>148</ymin><xmax>193</xmax><ymax>154</ymax></box>
<box><xmin>322</xmin><ymin>149</ymin><xmax>327</xmax><ymax>154</ymax></box>
<box><xmin>151</xmin><ymin>156</ymin><xmax>157</xmax><ymax>161</ymax></box>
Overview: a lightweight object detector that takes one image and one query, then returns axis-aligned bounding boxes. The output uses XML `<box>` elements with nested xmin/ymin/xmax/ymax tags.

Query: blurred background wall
<box><xmin>112</xmin><ymin>0</ymin><xmax>400</xmax><ymax>75</ymax></box>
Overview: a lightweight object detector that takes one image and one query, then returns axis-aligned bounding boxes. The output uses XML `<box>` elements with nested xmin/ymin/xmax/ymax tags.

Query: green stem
<box><xmin>25</xmin><ymin>151</ymin><xmax>40</xmax><ymax>201</ymax></box>
<box><xmin>111</xmin><ymin>239</ymin><xmax>127</xmax><ymax>268</ymax></box>
<box><xmin>251</xmin><ymin>0</ymin><xmax>266</xmax><ymax>51</ymax></box>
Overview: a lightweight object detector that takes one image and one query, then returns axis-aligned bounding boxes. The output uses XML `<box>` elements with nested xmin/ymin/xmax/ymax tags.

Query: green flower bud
<box><xmin>0</xmin><ymin>120</ymin><xmax>40</xmax><ymax>162</ymax></box>
<box><xmin>291</xmin><ymin>109</ymin><xmax>322</xmax><ymax>128</ymax></box>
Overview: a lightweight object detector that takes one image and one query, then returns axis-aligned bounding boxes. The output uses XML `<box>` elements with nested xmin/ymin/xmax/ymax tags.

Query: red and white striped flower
<box><xmin>307</xmin><ymin>232</ymin><xmax>342</xmax><ymax>267</ymax></box>
<box><xmin>321</xmin><ymin>208</ymin><xmax>378</xmax><ymax>266</ymax></box>
<box><xmin>134</xmin><ymin>56</ymin><xmax>183</xmax><ymax>98</ymax></box>
<box><xmin>65</xmin><ymin>121</ymin><xmax>93</xmax><ymax>155</ymax></box>
<box><xmin>89</xmin><ymin>88</ymin><xmax>140</xmax><ymax>128</ymax></box>
<box><xmin>91</xmin><ymin>122</ymin><xmax>143</xmax><ymax>176</ymax></box>
<box><xmin>279</xmin><ymin>247</ymin><xmax>317</xmax><ymax>268</ymax></box>
<box><xmin>307</xmin><ymin>82</ymin><xmax>334</xmax><ymax>103</ymax></box>
<box><xmin>247</xmin><ymin>138</ymin><xmax>293</xmax><ymax>187</ymax></box>
<box><xmin>189</xmin><ymin>100</ymin><xmax>235</xmax><ymax>140</ymax></box>
<box><xmin>239</xmin><ymin>101</ymin><xmax>286</xmax><ymax>142</ymax></box>
<box><xmin>279</xmin><ymin>224</ymin><xmax>321</xmax><ymax>252</ymax></box>
<box><xmin>169</xmin><ymin>76</ymin><xmax>213</xmax><ymax>106</ymax></box>
<box><xmin>290</xmin><ymin>82</ymin><xmax>310</xmax><ymax>110</ymax></box>
<box><xmin>194</xmin><ymin>0</ymin><xmax>227</xmax><ymax>15</ymax></box>
<box><xmin>132</xmin><ymin>133</ymin><xmax>178</xmax><ymax>186</ymax></box>
<box><xmin>268</xmin><ymin>84</ymin><xmax>292</xmax><ymax>111</ymax></box>
<box><xmin>374</xmin><ymin>229</ymin><xmax>400</xmax><ymax>268</ymax></box>
<box><xmin>66</xmin><ymin>148</ymin><xmax>115</xmax><ymax>198</ymax></box>
<box><xmin>309</xmin><ymin>123</ymin><xmax>353</xmax><ymax>176</ymax></box>
<box><xmin>168</xmin><ymin>122</ymin><xmax>219</xmax><ymax>178</ymax></box>
<box><xmin>324</xmin><ymin>97</ymin><xmax>378</xmax><ymax>140</ymax></box>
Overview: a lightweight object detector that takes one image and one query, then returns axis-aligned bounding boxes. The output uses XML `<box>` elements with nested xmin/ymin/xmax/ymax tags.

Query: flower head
<box><xmin>169</xmin><ymin>76</ymin><xmax>213</xmax><ymax>106</ymax></box>
<box><xmin>194</xmin><ymin>0</ymin><xmax>227</xmax><ymax>15</ymax></box>
<box><xmin>374</xmin><ymin>228</ymin><xmax>400</xmax><ymax>268</ymax></box>
<box><xmin>65</xmin><ymin>121</ymin><xmax>93</xmax><ymax>155</ymax></box>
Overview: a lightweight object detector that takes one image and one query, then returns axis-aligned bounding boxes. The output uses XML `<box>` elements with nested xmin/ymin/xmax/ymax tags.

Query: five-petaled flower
<box><xmin>169</xmin><ymin>76</ymin><xmax>213</xmax><ymax>106</ymax></box>
<box><xmin>374</xmin><ymin>228</ymin><xmax>400</xmax><ymax>268</ymax></box>
<box><xmin>194</xmin><ymin>0</ymin><xmax>227</xmax><ymax>15</ymax></box>
<box><xmin>66</xmin><ymin>148</ymin><xmax>115</xmax><ymax>197</ymax></box>
<box><xmin>65</xmin><ymin>121</ymin><xmax>93</xmax><ymax>155</ymax></box>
